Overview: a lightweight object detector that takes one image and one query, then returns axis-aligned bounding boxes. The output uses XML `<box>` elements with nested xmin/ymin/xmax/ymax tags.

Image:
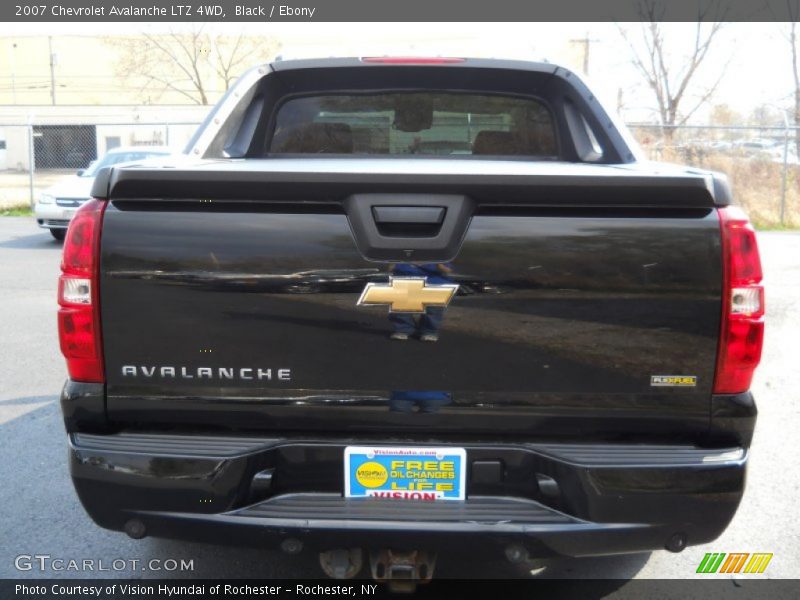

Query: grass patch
<box><xmin>1</xmin><ymin>205</ymin><xmax>32</xmax><ymax>217</ymax></box>
<box><xmin>753</xmin><ymin>221</ymin><xmax>800</xmax><ymax>231</ymax></box>
<box><xmin>631</xmin><ymin>135</ymin><xmax>800</xmax><ymax>228</ymax></box>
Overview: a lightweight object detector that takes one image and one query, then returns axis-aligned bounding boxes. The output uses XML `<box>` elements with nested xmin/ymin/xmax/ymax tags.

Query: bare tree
<box><xmin>211</xmin><ymin>35</ymin><xmax>272</xmax><ymax>92</ymax></box>
<box><xmin>709</xmin><ymin>103</ymin><xmax>742</xmax><ymax>127</ymax></box>
<box><xmin>114</xmin><ymin>29</ymin><xmax>280</xmax><ymax>105</ymax></box>
<box><xmin>617</xmin><ymin>0</ymin><xmax>729</xmax><ymax>138</ymax></box>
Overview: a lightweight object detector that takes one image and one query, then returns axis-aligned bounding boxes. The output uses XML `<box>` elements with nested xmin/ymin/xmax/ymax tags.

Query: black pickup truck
<box><xmin>58</xmin><ymin>57</ymin><xmax>764</xmax><ymax>584</ymax></box>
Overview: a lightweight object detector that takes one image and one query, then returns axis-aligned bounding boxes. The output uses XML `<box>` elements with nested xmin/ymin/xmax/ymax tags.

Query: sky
<box><xmin>2</xmin><ymin>22</ymin><xmax>793</xmax><ymax>123</ymax></box>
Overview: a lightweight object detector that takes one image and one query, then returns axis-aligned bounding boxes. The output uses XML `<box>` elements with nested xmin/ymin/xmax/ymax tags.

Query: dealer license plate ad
<box><xmin>344</xmin><ymin>446</ymin><xmax>466</xmax><ymax>501</ymax></box>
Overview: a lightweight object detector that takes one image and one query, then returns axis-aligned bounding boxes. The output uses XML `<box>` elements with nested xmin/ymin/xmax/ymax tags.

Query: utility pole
<box><xmin>48</xmin><ymin>36</ymin><xmax>57</xmax><ymax>105</ymax></box>
<box><xmin>570</xmin><ymin>33</ymin><xmax>600</xmax><ymax>76</ymax></box>
<box><xmin>9</xmin><ymin>42</ymin><xmax>17</xmax><ymax>104</ymax></box>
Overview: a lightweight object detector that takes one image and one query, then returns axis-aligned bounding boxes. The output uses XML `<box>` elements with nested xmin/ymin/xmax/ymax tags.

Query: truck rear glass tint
<box><xmin>268</xmin><ymin>93</ymin><xmax>558</xmax><ymax>158</ymax></box>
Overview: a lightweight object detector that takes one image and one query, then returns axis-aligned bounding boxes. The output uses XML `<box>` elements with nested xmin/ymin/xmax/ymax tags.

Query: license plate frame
<box><xmin>344</xmin><ymin>446</ymin><xmax>466</xmax><ymax>501</ymax></box>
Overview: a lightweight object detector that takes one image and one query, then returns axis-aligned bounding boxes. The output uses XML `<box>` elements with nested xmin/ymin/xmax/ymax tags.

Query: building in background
<box><xmin>0</xmin><ymin>33</ymin><xmax>280</xmax><ymax>171</ymax></box>
<box><xmin>0</xmin><ymin>105</ymin><xmax>209</xmax><ymax>171</ymax></box>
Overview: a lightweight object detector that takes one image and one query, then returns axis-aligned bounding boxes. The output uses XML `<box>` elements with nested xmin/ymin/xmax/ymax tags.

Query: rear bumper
<box><xmin>68</xmin><ymin>433</ymin><xmax>747</xmax><ymax>557</ymax></box>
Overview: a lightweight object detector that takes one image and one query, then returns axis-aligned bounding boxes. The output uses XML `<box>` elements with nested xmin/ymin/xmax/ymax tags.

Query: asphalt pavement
<box><xmin>0</xmin><ymin>217</ymin><xmax>797</xmax><ymax>585</ymax></box>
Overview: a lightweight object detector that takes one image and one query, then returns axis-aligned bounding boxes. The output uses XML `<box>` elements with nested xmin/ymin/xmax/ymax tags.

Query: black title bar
<box><xmin>4</xmin><ymin>579</ymin><xmax>800</xmax><ymax>599</ymax></box>
<box><xmin>2</xmin><ymin>0</ymin><xmax>799</xmax><ymax>22</ymax></box>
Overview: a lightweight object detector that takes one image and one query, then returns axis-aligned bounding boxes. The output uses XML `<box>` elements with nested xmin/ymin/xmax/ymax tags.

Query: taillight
<box><xmin>58</xmin><ymin>199</ymin><xmax>107</xmax><ymax>383</ymax></box>
<box><xmin>361</xmin><ymin>57</ymin><xmax>465</xmax><ymax>64</ymax></box>
<box><xmin>714</xmin><ymin>206</ymin><xmax>764</xmax><ymax>394</ymax></box>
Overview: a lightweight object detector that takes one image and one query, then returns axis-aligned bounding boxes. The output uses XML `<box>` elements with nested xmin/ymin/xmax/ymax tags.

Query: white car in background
<box><xmin>35</xmin><ymin>146</ymin><xmax>173</xmax><ymax>240</ymax></box>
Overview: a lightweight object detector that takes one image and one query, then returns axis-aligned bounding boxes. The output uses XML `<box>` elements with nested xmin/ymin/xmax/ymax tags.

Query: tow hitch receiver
<box><xmin>369</xmin><ymin>550</ymin><xmax>436</xmax><ymax>593</ymax></box>
<box><xmin>319</xmin><ymin>548</ymin><xmax>364</xmax><ymax>579</ymax></box>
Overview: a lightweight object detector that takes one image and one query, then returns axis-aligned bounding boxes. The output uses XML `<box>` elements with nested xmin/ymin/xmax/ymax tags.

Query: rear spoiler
<box><xmin>91</xmin><ymin>159</ymin><xmax>730</xmax><ymax>208</ymax></box>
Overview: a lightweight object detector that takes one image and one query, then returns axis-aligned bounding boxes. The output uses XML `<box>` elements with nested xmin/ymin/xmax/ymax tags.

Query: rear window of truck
<box><xmin>268</xmin><ymin>92</ymin><xmax>558</xmax><ymax>158</ymax></box>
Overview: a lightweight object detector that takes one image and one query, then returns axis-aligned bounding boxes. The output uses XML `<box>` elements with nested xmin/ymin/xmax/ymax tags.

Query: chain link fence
<box><xmin>1</xmin><ymin>119</ymin><xmax>798</xmax><ymax>228</ymax></box>
<box><xmin>628</xmin><ymin>124</ymin><xmax>799</xmax><ymax>228</ymax></box>
<box><xmin>0</xmin><ymin>122</ymin><xmax>200</xmax><ymax>210</ymax></box>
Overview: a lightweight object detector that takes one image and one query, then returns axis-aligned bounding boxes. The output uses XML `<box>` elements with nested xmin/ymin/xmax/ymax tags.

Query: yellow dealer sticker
<box><xmin>355</xmin><ymin>462</ymin><xmax>389</xmax><ymax>488</ymax></box>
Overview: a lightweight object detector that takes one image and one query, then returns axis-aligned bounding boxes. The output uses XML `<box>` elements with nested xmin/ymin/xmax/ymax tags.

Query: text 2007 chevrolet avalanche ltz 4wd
<box><xmin>57</xmin><ymin>57</ymin><xmax>764</xmax><ymax>586</ymax></box>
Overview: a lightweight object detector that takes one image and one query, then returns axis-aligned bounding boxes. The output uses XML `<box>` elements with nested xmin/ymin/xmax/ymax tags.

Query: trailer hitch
<box><xmin>369</xmin><ymin>549</ymin><xmax>436</xmax><ymax>593</ymax></box>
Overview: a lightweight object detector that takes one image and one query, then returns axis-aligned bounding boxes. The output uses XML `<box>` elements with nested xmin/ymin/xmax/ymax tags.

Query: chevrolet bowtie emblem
<box><xmin>357</xmin><ymin>278</ymin><xmax>459</xmax><ymax>313</ymax></box>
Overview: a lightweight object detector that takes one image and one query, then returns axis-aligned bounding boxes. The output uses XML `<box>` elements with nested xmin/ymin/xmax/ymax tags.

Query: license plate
<box><xmin>344</xmin><ymin>446</ymin><xmax>466</xmax><ymax>501</ymax></box>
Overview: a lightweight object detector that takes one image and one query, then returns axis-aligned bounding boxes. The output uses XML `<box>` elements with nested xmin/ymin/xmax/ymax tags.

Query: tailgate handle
<box><xmin>372</xmin><ymin>206</ymin><xmax>445</xmax><ymax>224</ymax></box>
<box><xmin>345</xmin><ymin>194</ymin><xmax>474</xmax><ymax>262</ymax></box>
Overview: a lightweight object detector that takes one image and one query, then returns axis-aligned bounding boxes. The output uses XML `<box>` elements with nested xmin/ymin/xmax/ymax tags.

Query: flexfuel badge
<box><xmin>651</xmin><ymin>375</ymin><xmax>698</xmax><ymax>387</ymax></box>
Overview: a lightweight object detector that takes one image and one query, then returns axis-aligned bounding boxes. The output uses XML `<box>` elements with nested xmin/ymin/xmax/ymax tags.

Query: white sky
<box><xmin>2</xmin><ymin>22</ymin><xmax>792</xmax><ymax>122</ymax></box>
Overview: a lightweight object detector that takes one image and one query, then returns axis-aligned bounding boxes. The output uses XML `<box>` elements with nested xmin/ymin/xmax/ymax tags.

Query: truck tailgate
<box><xmin>99</xmin><ymin>160</ymin><xmax>722</xmax><ymax>437</ymax></box>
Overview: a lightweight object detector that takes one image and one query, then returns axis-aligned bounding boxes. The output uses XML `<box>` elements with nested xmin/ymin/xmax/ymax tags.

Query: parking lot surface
<box><xmin>0</xmin><ymin>217</ymin><xmax>797</xmax><ymax>583</ymax></box>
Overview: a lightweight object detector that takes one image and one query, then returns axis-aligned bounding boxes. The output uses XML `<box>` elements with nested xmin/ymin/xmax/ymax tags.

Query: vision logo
<box><xmin>696</xmin><ymin>553</ymin><xmax>773</xmax><ymax>574</ymax></box>
<box><xmin>354</xmin><ymin>462</ymin><xmax>389</xmax><ymax>488</ymax></box>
